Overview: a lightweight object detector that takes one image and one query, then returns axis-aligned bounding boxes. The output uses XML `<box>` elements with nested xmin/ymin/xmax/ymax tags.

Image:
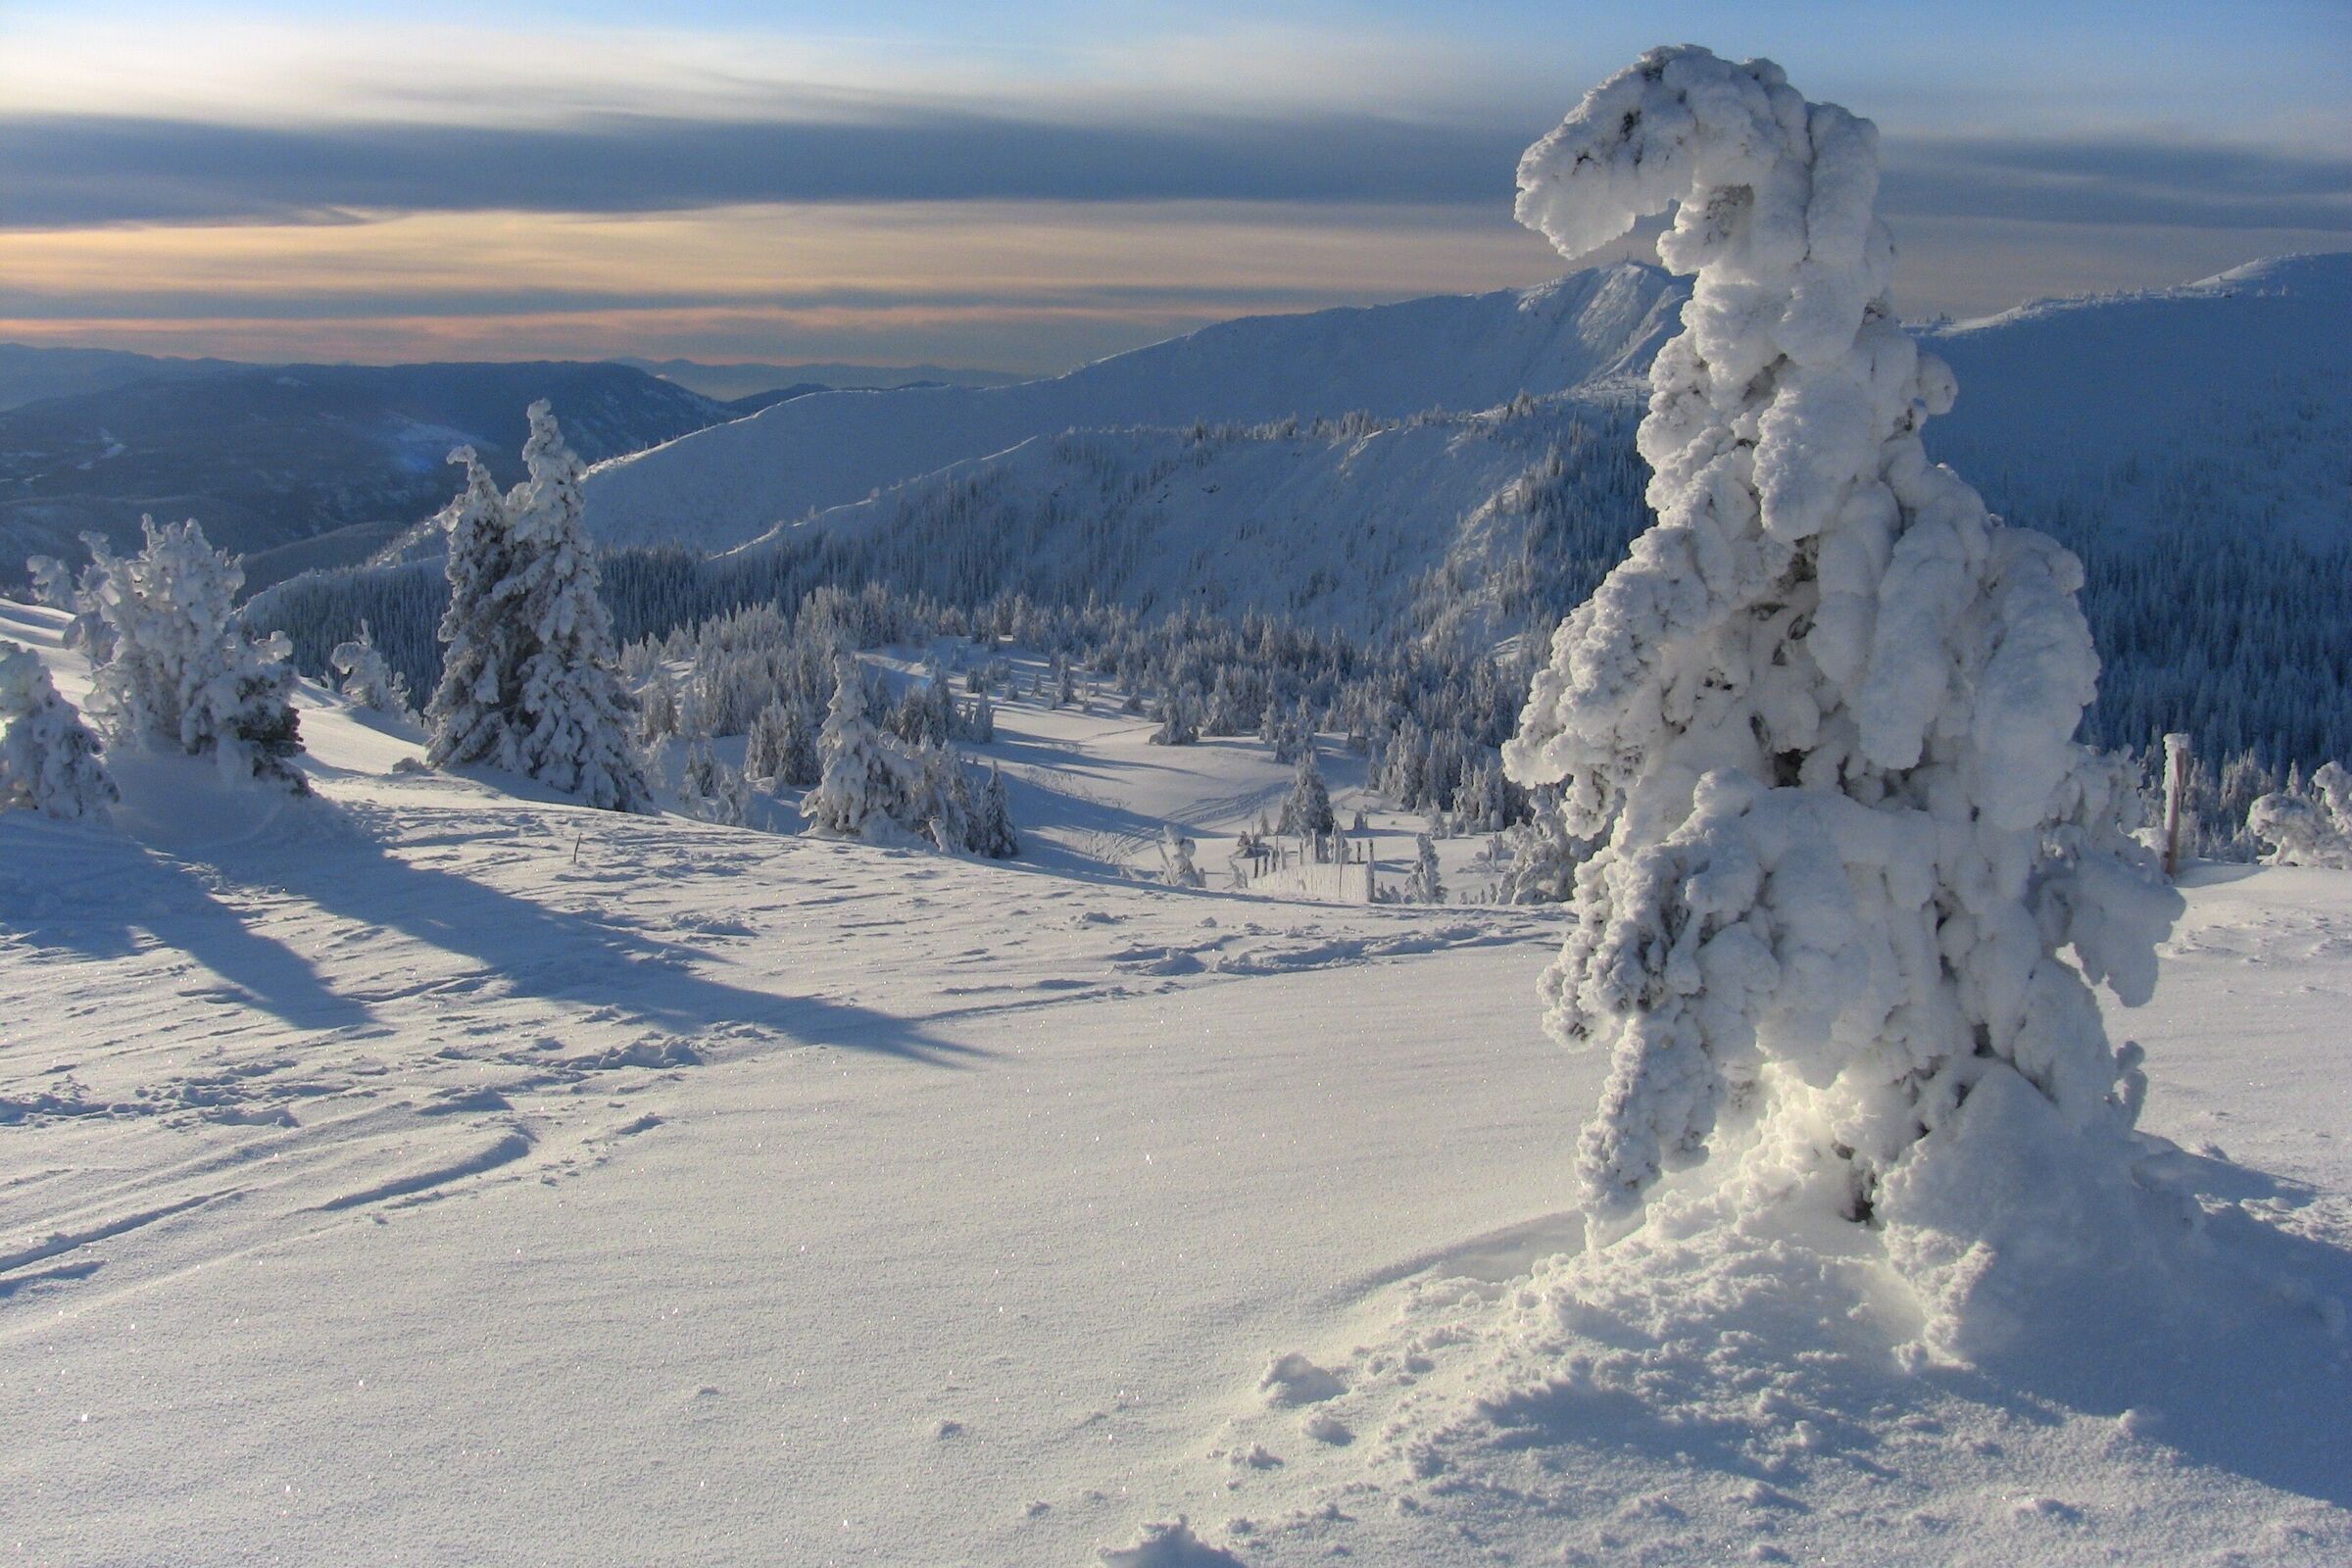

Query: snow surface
<box><xmin>4</xmin><ymin>599</ymin><xmax>2348</xmax><ymax>1565</ymax></box>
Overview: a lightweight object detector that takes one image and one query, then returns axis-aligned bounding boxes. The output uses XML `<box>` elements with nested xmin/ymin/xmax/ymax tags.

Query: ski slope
<box><xmin>3</xmin><ymin>600</ymin><xmax>2348</xmax><ymax>1566</ymax></box>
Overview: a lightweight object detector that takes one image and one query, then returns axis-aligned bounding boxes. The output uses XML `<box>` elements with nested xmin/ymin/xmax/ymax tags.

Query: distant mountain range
<box><xmin>612</xmin><ymin>358</ymin><xmax>1029</xmax><ymax>401</ymax></box>
<box><xmin>0</xmin><ymin>360</ymin><xmax>746</xmax><ymax>582</ymax></box>
<box><xmin>580</xmin><ymin>264</ymin><xmax>1687</xmax><ymax>553</ymax></box>
<box><xmin>561</xmin><ymin>253</ymin><xmax>2348</xmax><ymax>673</ymax></box>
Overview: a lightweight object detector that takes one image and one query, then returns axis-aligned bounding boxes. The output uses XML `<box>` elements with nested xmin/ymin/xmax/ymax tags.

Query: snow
<box><xmin>3</xmin><ymin>595</ymin><xmax>2348</xmax><ymax>1564</ymax></box>
<box><xmin>579</xmin><ymin>266</ymin><xmax>1685</xmax><ymax>555</ymax></box>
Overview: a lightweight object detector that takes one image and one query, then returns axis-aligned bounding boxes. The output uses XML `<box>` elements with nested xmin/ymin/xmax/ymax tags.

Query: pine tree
<box><xmin>1403</xmin><ymin>832</ymin><xmax>1445</xmax><ymax>904</ymax></box>
<box><xmin>804</xmin><ymin>655</ymin><xmax>912</xmax><ymax>839</ymax></box>
<box><xmin>0</xmin><ymin>640</ymin><xmax>118</xmax><ymax>820</ymax></box>
<box><xmin>1160</xmin><ymin>823</ymin><xmax>1205</xmax><ymax>888</ymax></box>
<box><xmin>745</xmin><ymin>700</ymin><xmax>795</xmax><ymax>782</ymax></box>
<box><xmin>1150</xmin><ymin>685</ymin><xmax>1200</xmax><ymax>746</ymax></box>
<box><xmin>505</xmin><ymin>403</ymin><xmax>652</xmax><ymax>811</ymax></box>
<box><xmin>971</xmin><ymin>761</ymin><xmax>1019</xmax><ymax>858</ymax></box>
<box><xmin>330</xmin><ymin>619</ymin><xmax>417</xmax><ymax>721</ymax></box>
<box><xmin>425</xmin><ymin>446</ymin><xmax>524</xmax><ymax>770</ymax></box>
<box><xmin>1504</xmin><ymin>48</ymin><xmax>2180</xmax><ymax>1240</ymax></box>
<box><xmin>86</xmin><ymin>516</ymin><xmax>307</xmax><ymax>793</ymax></box>
<box><xmin>1279</xmin><ymin>747</ymin><xmax>1336</xmax><ymax>838</ymax></box>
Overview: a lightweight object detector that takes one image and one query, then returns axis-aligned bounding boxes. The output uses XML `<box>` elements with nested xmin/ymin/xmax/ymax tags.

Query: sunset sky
<box><xmin>4</xmin><ymin>0</ymin><xmax>2346</xmax><ymax>372</ymax></box>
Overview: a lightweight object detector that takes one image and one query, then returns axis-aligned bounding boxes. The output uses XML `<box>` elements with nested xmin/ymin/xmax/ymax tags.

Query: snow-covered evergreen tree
<box><xmin>1402</xmin><ymin>832</ymin><xmax>1445</xmax><ymax>904</ymax></box>
<box><xmin>2247</xmin><ymin>762</ymin><xmax>2352</xmax><ymax>867</ymax></box>
<box><xmin>330</xmin><ymin>619</ymin><xmax>417</xmax><ymax>721</ymax></box>
<box><xmin>639</xmin><ymin>667</ymin><xmax>681</xmax><ymax>744</ymax></box>
<box><xmin>504</xmin><ymin>403</ymin><xmax>651</xmax><ymax>811</ymax></box>
<box><xmin>0</xmin><ymin>640</ymin><xmax>118</xmax><ymax>820</ymax></box>
<box><xmin>1502</xmin><ymin>48</ymin><xmax>2180</xmax><ymax>1231</ymax></box>
<box><xmin>804</xmin><ymin>655</ymin><xmax>912</xmax><ymax>839</ymax></box>
<box><xmin>971</xmin><ymin>761</ymin><xmax>1019</xmax><ymax>859</ymax></box>
<box><xmin>1160</xmin><ymin>823</ymin><xmax>1205</xmax><ymax>889</ymax></box>
<box><xmin>1279</xmin><ymin>747</ymin><xmax>1336</xmax><ymax>838</ymax></box>
<box><xmin>1151</xmin><ymin>686</ymin><xmax>1200</xmax><ymax>746</ymax></box>
<box><xmin>425</xmin><ymin>446</ymin><xmax>524</xmax><ymax>770</ymax></box>
<box><xmin>745</xmin><ymin>700</ymin><xmax>795</xmax><ymax>783</ymax></box>
<box><xmin>86</xmin><ymin>517</ymin><xmax>307</xmax><ymax>793</ymax></box>
<box><xmin>911</xmin><ymin>738</ymin><xmax>973</xmax><ymax>853</ymax></box>
<box><xmin>1498</xmin><ymin>788</ymin><xmax>1583</xmax><ymax>905</ymax></box>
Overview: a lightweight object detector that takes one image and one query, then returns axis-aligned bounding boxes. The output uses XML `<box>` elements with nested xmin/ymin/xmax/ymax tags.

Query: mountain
<box><xmin>0</xmin><ymin>361</ymin><xmax>737</xmax><ymax>572</ymax></box>
<box><xmin>580</xmin><ymin>263</ymin><xmax>1686</xmax><ymax>552</ymax></box>
<box><xmin>1923</xmin><ymin>252</ymin><xmax>2352</xmax><ymax>547</ymax></box>
<box><xmin>0</xmin><ymin>343</ymin><xmax>250</xmax><ymax>411</ymax></box>
<box><xmin>616</xmin><ymin>357</ymin><xmax>1029</xmax><ymax>401</ymax></box>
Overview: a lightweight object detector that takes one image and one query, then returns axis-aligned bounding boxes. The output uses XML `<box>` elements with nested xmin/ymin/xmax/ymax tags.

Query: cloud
<box><xmin>1884</xmin><ymin>134</ymin><xmax>2352</xmax><ymax>232</ymax></box>
<box><xmin>0</xmin><ymin>109</ymin><xmax>1536</xmax><ymax>228</ymax></box>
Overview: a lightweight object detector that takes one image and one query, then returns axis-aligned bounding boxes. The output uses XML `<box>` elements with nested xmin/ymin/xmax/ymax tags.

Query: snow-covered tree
<box><xmin>911</xmin><ymin>738</ymin><xmax>973</xmax><ymax>853</ymax></box>
<box><xmin>804</xmin><ymin>655</ymin><xmax>912</xmax><ymax>839</ymax></box>
<box><xmin>1502</xmin><ymin>48</ymin><xmax>2180</xmax><ymax>1229</ymax></box>
<box><xmin>744</xmin><ymin>700</ymin><xmax>795</xmax><ymax>783</ymax></box>
<box><xmin>330</xmin><ymin>619</ymin><xmax>417</xmax><ymax>721</ymax></box>
<box><xmin>970</xmin><ymin>761</ymin><xmax>1019</xmax><ymax>859</ymax></box>
<box><xmin>1160</xmin><ymin>823</ymin><xmax>1204</xmax><ymax>888</ymax></box>
<box><xmin>0</xmin><ymin>640</ymin><xmax>118</xmax><ymax>820</ymax></box>
<box><xmin>1498</xmin><ymin>788</ymin><xmax>1584</xmax><ymax>905</ymax></box>
<box><xmin>504</xmin><ymin>403</ymin><xmax>651</xmax><ymax>811</ymax></box>
<box><xmin>1151</xmin><ymin>686</ymin><xmax>1200</xmax><ymax>746</ymax></box>
<box><xmin>86</xmin><ymin>517</ymin><xmax>307</xmax><ymax>793</ymax></box>
<box><xmin>1280</xmin><ymin>747</ymin><xmax>1336</xmax><ymax>839</ymax></box>
<box><xmin>2247</xmin><ymin>762</ymin><xmax>2352</xmax><ymax>867</ymax></box>
<box><xmin>426</xmin><ymin>446</ymin><xmax>524</xmax><ymax>770</ymax></box>
<box><xmin>1402</xmin><ymin>832</ymin><xmax>1445</xmax><ymax>904</ymax></box>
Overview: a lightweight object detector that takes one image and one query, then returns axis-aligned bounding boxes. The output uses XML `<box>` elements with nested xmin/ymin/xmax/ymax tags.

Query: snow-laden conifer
<box><xmin>1502</xmin><ymin>48</ymin><xmax>2180</xmax><ymax>1229</ymax></box>
<box><xmin>805</xmin><ymin>656</ymin><xmax>912</xmax><ymax>840</ymax></box>
<box><xmin>1160</xmin><ymin>823</ymin><xmax>1205</xmax><ymax>889</ymax></box>
<box><xmin>504</xmin><ymin>403</ymin><xmax>651</xmax><ymax>811</ymax></box>
<box><xmin>425</xmin><ymin>446</ymin><xmax>523</xmax><ymax>770</ymax></box>
<box><xmin>0</xmin><ymin>640</ymin><xmax>118</xmax><ymax>820</ymax></box>
<box><xmin>1402</xmin><ymin>832</ymin><xmax>1445</xmax><ymax>904</ymax></box>
<box><xmin>330</xmin><ymin>619</ymin><xmax>417</xmax><ymax>721</ymax></box>
<box><xmin>86</xmin><ymin>517</ymin><xmax>307</xmax><ymax>793</ymax></box>
<box><xmin>2247</xmin><ymin>762</ymin><xmax>2352</xmax><ymax>867</ymax></box>
<box><xmin>971</xmin><ymin>761</ymin><xmax>1019</xmax><ymax>859</ymax></box>
<box><xmin>1279</xmin><ymin>747</ymin><xmax>1336</xmax><ymax>839</ymax></box>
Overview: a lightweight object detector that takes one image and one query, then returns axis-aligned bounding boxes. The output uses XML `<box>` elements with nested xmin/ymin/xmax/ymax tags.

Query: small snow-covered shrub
<box><xmin>330</xmin><ymin>618</ymin><xmax>417</xmax><ymax>721</ymax></box>
<box><xmin>1160</xmin><ymin>823</ymin><xmax>1204</xmax><ymax>888</ymax></box>
<box><xmin>85</xmin><ymin>516</ymin><xmax>307</xmax><ymax>793</ymax></box>
<box><xmin>0</xmin><ymin>640</ymin><xmax>118</xmax><ymax>820</ymax></box>
<box><xmin>2246</xmin><ymin>761</ymin><xmax>2352</xmax><ymax>867</ymax></box>
<box><xmin>1503</xmin><ymin>49</ymin><xmax>2179</xmax><ymax>1264</ymax></box>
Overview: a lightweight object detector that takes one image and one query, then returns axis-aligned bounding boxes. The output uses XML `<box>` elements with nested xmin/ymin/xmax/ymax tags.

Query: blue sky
<box><xmin>2</xmin><ymin>1</ymin><xmax>2345</xmax><ymax>368</ymax></box>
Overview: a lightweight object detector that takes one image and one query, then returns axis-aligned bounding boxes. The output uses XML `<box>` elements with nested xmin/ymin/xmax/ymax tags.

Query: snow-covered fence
<box><xmin>1236</xmin><ymin>835</ymin><xmax>1378</xmax><ymax>904</ymax></box>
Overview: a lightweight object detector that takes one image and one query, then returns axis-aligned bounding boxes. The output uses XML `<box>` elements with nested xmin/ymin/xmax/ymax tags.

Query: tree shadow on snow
<box><xmin>1942</xmin><ymin>1146</ymin><xmax>2352</xmax><ymax>1508</ymax></box>
<box><xmin>0</xmin><ymin>814</ymin><xmax>371</xmax><ymax>1034</ymax></box>
<box><xmin>224</xmin><ymin>815</ymin><xmax>982</xmax><ymax>1068</ymax></box>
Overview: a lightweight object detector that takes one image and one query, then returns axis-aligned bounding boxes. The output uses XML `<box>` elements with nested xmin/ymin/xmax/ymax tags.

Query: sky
<box><xmin>2</xmin><ymin>1</ymin><xmax>2346</xmax><ymax>373</ymax></box>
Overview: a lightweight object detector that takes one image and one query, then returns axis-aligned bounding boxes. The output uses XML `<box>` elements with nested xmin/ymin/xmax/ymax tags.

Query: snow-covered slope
<box><xmin>1925</xmin><ymin>253</ymin><xmax>2352</xmax><ymax>545</ymax></box>
<box><xmin>579</xmin><ymin>264</ymin><xmax>1684</xmax><ymax>553</ymax></box>
<box><xmin>6</xmin><ymin>601</ymin><xmax>2350</xmax><ymax>1565</ymax></box>
<box><xmin>731</xmin><ymin>399</ymin><xmax>1644</xmax><ymax>646</ymax></box>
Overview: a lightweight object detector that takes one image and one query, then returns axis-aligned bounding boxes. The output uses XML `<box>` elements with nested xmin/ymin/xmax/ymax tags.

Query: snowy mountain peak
<box><xmin>578</xmin><ymin>262</ymin><xmax>1686</xmax><ymax>555</ymax></box>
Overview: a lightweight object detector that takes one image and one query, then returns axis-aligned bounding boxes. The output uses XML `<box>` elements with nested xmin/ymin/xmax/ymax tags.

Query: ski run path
<box><xmin>3</xmin><ymin>599</ymin><xmax>2347</xmax><ymax>1567</ymax></box>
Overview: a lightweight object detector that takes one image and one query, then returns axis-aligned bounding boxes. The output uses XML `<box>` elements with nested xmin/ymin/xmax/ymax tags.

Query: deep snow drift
<box><xmin>3</xmin><ymin>595</ymin><xmax>2348</xmax><ymax>1566</ymax></box>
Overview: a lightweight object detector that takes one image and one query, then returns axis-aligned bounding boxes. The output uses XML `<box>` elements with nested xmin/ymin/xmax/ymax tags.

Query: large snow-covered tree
<box><xmin>504</xmin><ymin>403</ymin><xmax>652</xmax><ymax>811</ymax></box>
<box><xmin>425</xmin><ymin>446</ymin><xmax>524</xmax><ymax>770</ymax></box>
<box><xmin>0</xmin><ymin>641</ymin><xmax>118</xmax><ymax>820</ymax></box>
<box><xmin>1279</xmin><ymin>747</ymin><xmax>1336</xmax><ymax>839</ymax></box>
<box><xmin>1501</xmin><ymin>48</ymin><xmax>2179</xmax><ymax>1227</ymax></box>
<box><xmin>86</xmin><ymin>517</ymin><xmax>307</xmax><ymax>793</ymax></box>
<box><xmin>330</xmin><ymin>619</ymin><xmax>417</xmax><ymax>722</ymax></box>
<box><xmin>424</xmin><ymin>408</ymin><xmax>650</xmax><ymax>811</ymax></box>
<box><xmin>804</xmin><ymin>656</ymin><xmax>912</xmax><ymax>840</ymax></box>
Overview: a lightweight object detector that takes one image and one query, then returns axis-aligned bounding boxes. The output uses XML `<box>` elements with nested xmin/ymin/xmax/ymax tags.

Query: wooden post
<box><xmin>2162</xmin><ymin>732</ymin><xmax>2191</xmax><ymax>879</ymax></box>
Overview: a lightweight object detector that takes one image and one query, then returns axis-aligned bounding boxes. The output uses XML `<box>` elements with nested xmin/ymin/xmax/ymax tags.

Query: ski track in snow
<box><xmin>4</xmin><ymin>598</ymin><xmax>2348</xmax><ymax>1566</ymax></box>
